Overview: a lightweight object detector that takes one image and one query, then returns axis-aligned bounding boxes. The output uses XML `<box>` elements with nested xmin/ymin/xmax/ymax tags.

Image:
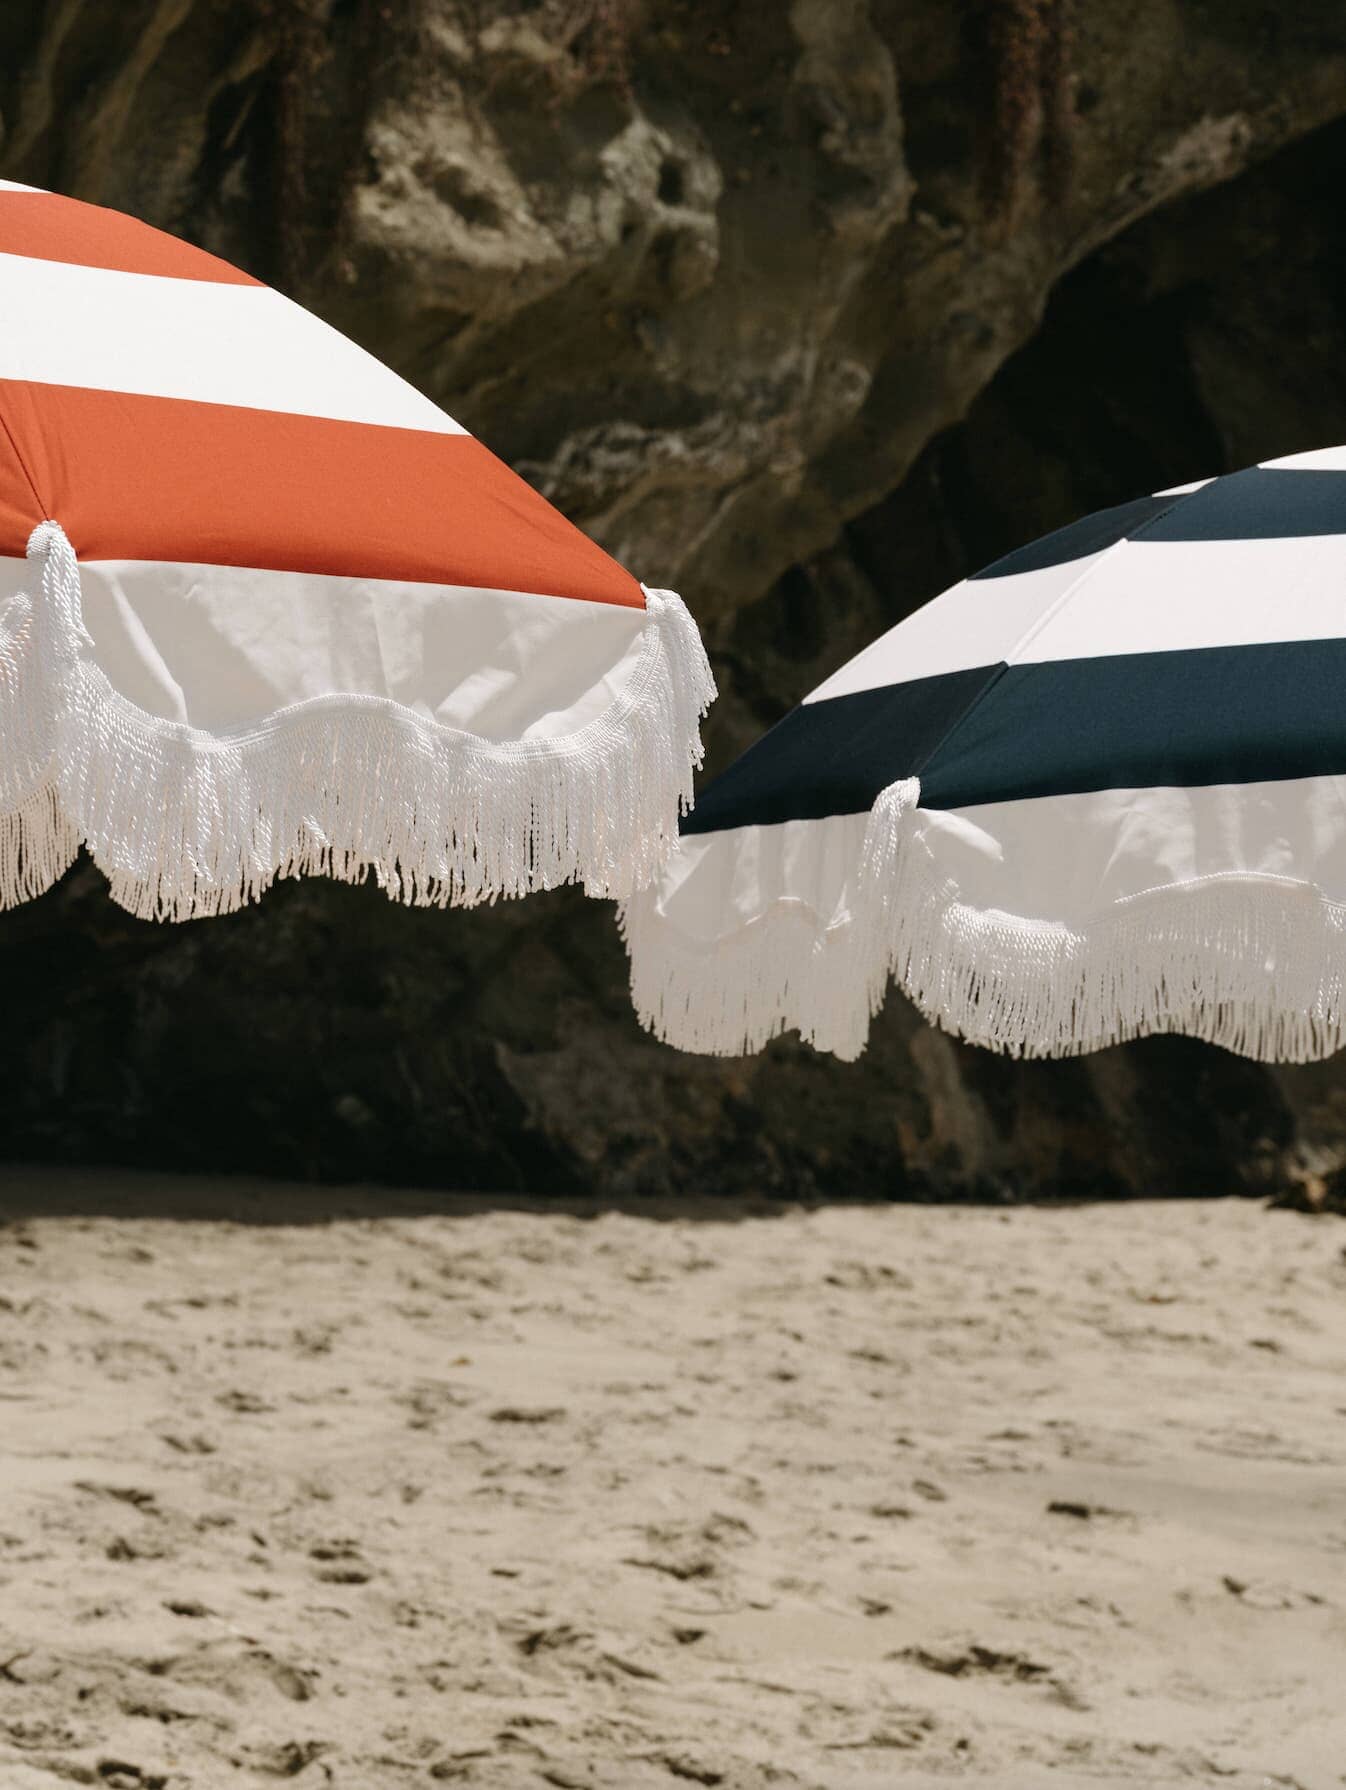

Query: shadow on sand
<box><xmin>0</xmin><ymin>1160</ymin><xmax>820</xmax><ymax>1227</ymax></box>
<box><xmin>0</xmin><ymin>1160</ymin><xmax>1251</xmax><ymax>1228</ymax></box>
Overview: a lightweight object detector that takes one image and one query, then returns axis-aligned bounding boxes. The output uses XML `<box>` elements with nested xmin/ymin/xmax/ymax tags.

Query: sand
<box><xmin>0</xmin><ymin>1169</ymin><xmax>1344</xmax><ymax>1789</ymax></box>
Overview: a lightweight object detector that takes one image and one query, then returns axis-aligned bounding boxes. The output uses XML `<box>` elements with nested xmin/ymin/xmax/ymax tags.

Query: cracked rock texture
<box><xmin>5</xmin><ymin>0</ymin><xmax>1346</xmax><ymax>1199</ymax></box>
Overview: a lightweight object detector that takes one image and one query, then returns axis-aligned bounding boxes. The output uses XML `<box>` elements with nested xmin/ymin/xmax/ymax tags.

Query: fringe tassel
<box><xmin>0</xmin><ymin>525</ymin><xmax>80</xmax><ymax>906</ymax></box>
<box><xmin>0</xmin><ymin>523</ymin><xmax>715</xmax><ymax>922</ymax></box>
<box><xmin>0</xmin><ymin>783</ymin><xmax>80</xmax><ymax>908</ymax></box>
<box><xmin>621</xmin><ymin>775</ymin><xmax>1346</xmax><ymax>1066</ymax></box>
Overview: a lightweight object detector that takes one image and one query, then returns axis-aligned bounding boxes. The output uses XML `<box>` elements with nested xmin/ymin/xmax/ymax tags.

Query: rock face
<box><xmin>5</xmin><ymin>1</ymin><xmax>1346</xmax><ymax>1199</ymax></box>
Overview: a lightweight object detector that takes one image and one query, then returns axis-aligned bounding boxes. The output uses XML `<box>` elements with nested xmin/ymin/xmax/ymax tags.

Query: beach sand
<box><xmin>0</xmin><ymin>1168</ymin><xmax>1343</xmax><ymax>1789</ymax></box>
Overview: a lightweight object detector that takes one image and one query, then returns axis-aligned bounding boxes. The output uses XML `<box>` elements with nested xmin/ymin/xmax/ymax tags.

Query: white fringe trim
<box><xmin>620</xmin><ymin>776</ymin><xmax>1346</xmax><ymax>1065</ymax></box>
<box><xmin>0</xmin><ymin>521</ymin><xmax>715</xmax><ymax>922</ymax></box>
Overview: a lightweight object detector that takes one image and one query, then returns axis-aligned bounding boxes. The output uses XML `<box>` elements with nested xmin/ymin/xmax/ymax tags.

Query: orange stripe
<box><xmin>0</xmin><ymin>381</ymin><xmax>643</xmax><ymax>609</ymax></box>
<box><xmin>0</xmin><ymin>191</ymin><xmax>261</xmax><ymax>286</ymax></box>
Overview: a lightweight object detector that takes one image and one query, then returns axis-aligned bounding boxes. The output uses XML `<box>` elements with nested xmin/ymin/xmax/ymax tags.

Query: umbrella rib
<box><xmin>997</xmin><ymin>480</ymin><xmax>1199</xmax><ymax>671</ymax></box>
<box><xmin>913</xmin><ymin>486</ymin><xmax>1201</xmax><ymax>792</ymax></box>
<box><xmin>0</xmin><ymin>403</ymin><xmax>46</xmax><ymax>522</ymax></box>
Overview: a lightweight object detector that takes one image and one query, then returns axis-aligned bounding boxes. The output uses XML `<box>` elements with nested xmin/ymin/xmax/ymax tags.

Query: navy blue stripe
<box><xmin>683</xmin><ymin>637</ymin><xmax>1346</xmax><ymax>834</ymax></box>
<box><xmin>970</xmin><ymin>467</ymin><xmax>1346</xmax><ymax>581</ymax></box>
<box><xmin>681</xmin><ymin>664</ymin><xmax>999</xmax><ymax>835</ymax></box>
<box><xmin>971</xmin><ymin>492</ymin><xmax>1175</xmax><ymax>579</ymax></box>
<box><xmin>1135</xmin><ymin>467</ymin><xmax>1346</xmax><ymax>542</ymax></box>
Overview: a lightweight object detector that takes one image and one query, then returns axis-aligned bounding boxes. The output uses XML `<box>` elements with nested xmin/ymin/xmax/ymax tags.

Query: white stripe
<box><xmin>1020</xmin><ymin>534</ymin><xmax>1346</xmax><ymax>662</ymax></box>
<box><xmin>1261</xmin><ymin>443</ymin><xmax>1346</xmax><ymax>472</ymax></box>
<box><xmin>804</xmin><ymin>552</ymin><xmax>1109</xmax><ymax>700</ymax></box>
<box><xmin>0</xmin><ymin>181</ymin><xmax>43</xmax><ymax>194</ymax></box>
<box><xmin>1154</xmin><ymin>476</ymin><xmax>1212</xmax><ymax>495</ymax></box>
<box><xmin>0</xmin><ymin>555</ymin><xmax>646</xmax><ymax>740</ymax></box>
<box><xmin>806</xmin><ymin>528</ymin><xmax>1346</xmax><ymax>701</ymax></box>
<box><xmin>0</xmin><ymin>250</ymin><xmax>464</xmax><ymax>433</ymax></box>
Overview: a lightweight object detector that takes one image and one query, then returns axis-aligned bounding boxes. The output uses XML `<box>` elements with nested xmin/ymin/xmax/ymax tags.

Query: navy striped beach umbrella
<box><xmin>620</xmin><ymin>452</ymin><xmax>1346</xmax><ymax>1063</ymax></box>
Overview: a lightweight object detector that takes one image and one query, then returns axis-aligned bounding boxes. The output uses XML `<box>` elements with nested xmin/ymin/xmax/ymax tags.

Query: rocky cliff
<box><xmin>5</xmin><ymin>0</ymin><xmax>1346</xmax><ymax>1201</ymax></box>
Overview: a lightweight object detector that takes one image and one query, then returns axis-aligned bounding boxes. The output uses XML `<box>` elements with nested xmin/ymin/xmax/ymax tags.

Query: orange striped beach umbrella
<box><xmin>0</xmin><ymin>180</ymin><xmax>713</xmax><ymax>920</ymax></box>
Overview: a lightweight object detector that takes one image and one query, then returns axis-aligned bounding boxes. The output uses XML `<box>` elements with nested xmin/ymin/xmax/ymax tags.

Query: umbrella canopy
<box><xmin>622</xmin><ymin>454</ymin><xmax>1346</xmax><ymax>1064</ymax></box>
<box><xmin>0</xmin><ymin>180</ymin><xmax>713</xmax><ymax>920</ymax></box>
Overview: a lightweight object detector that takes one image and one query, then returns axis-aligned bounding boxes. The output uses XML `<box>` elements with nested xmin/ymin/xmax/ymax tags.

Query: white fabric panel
<box><xmin>623</xmin><ymin>776</ymin><xmax>1346</xmax><ymax>1064</ymax></box>
<box><xmin>0</xmin><ymin>251</ymin><xmax>464</xmax><ymax>432</ymax></box>
<box><xmin>647</xmin><ymin>774</ymin><xmax>1346</xmax><ymax>945</ymax></box>
<box><xmin>803</xmin><ymin>553</ymin><xmax>1107</xmax><ymax>703</ymax></box>
<box><xmin>648</xmin><ymin>811</ymin><xmax>870</xmax><ymax>943</ymax></box>
<box><xmin>0</xmin><ymin>181</ymin><xmax>41</xmax><ymax>194</ymax></box>
<box><xmin>0</xmin><ymin>555</ymin><xmax>649</xmax><ymax>740</ymax></box>
<box><xmin>923</xmin><ymin>779</ymin><xmax>1346</xmax><ymax>920</ymax></box>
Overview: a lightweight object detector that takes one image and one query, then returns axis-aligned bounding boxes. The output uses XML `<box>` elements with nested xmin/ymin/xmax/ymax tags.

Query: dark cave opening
<box><xmin>724</xmin><ymin>109</ymin><xmax>1346</xmax><ymax>767</ymax></box>
<box><xmin>884</xmin><ymin>106</ymin><xmax>1346</xmax><ymax>603</ymax></box>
